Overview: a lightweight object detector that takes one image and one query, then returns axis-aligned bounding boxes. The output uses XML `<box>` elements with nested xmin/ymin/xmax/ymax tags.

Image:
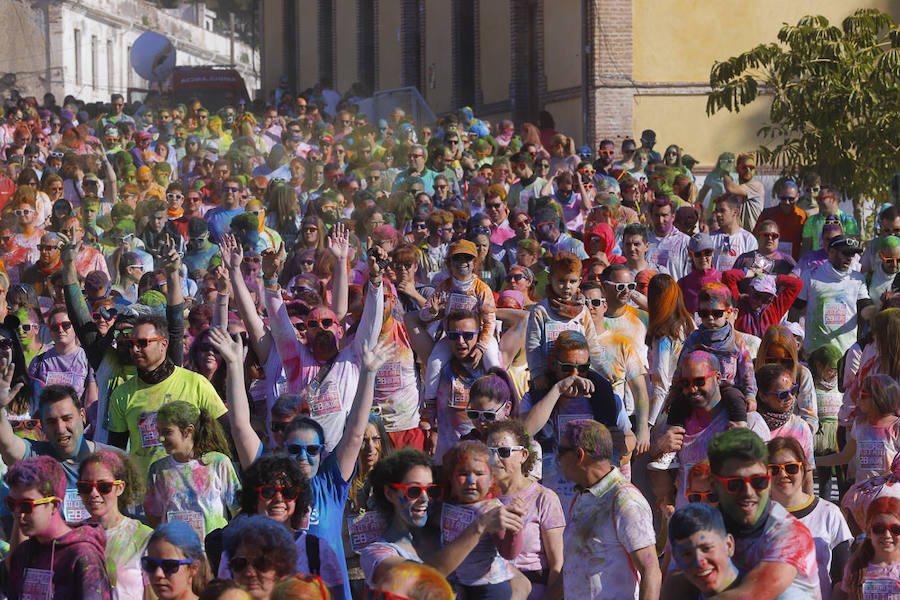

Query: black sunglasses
<box><xmin>228</xmin><ymin>556</ymin><xmax>270</xmax><ymax>574</ymax></box>
<box><xmin>556</xmin><ymin>360</ymin><xmax>590</xmax><ymax>375</ymax></box>
<box><xmin>287</xmin><ymin>443</ymin><xmax>324</xmax><ymax>457</ymax></box>
<box><xmin>141</xmin><ymin>557</ymin><xmax>194</xmax><ymax>575</ymax></box>
<box><xmin>446</xmin><ymin>331</ymin><xmax>476</xmax><ymax>342</ymax></box>
<box><xmin>698</xmin><ymin>309</ymin><xmax>725</xmax><ymax>319</ymax></box>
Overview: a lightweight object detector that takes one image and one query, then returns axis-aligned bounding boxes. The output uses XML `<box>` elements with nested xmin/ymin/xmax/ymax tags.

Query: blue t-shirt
<box><xmin>205</xmin><ymin>206</ymin><xmax>244</xmax><ymax>243</ymax></box>
<box><xmin>308</xmin><ymin>454</ymin><xmax>353</xmax><ymax>600</ymax></box>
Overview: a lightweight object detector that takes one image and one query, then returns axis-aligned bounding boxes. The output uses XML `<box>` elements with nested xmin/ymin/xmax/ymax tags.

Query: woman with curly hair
<box><xmin>77</xmin><ymin>449</ymin><xmax>152</xmax><ymax>600</ymax></box>
<box><xmin>486</xmin><ymin>420</ymin><xmax>564</xmax><ymax>600</ymax></box>
<box><xmin>222</xmin><ymin>515</ymin><xmax>299</xmax><ymax>600</ymax></box>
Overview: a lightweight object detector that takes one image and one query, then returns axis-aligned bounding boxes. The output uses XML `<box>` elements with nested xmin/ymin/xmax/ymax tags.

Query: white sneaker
<box><xmin>647</xmin><ymin>452</ymin><xmax>680</xmax><ymax>471</ymax></box>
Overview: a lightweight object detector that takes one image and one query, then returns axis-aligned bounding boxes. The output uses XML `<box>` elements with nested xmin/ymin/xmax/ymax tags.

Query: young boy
<box><xmin>668</xmin><ymin>503</ymin><xmax>742</xmax><ymax>597</ymax></box>
<box><xmin>3</xmin><ymin>456</ymin><xmax>112</xmax><ymax>599</ymax></box>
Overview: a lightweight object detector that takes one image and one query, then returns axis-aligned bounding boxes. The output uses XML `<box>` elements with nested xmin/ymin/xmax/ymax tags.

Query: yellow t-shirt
<box><xmin>108</xmin><ymin>366</ymin><xmax>228</xmax><ymax>477</ymax></box>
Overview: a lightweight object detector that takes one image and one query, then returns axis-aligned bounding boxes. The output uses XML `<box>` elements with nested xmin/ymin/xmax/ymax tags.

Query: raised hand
<box><xmin>159</xmin><ymin>234</ymin><xmax>182</xmax><ymax>274</ymax></box>
<box><xmin>0</xmin><ymin>358</ymin><xmax>23</xmax><ymax>410</ymax></box>
<box><xmin>557</xmin><ymin>374</ymin><xmax>594</xmax><ymax>398</ymax></box>
<box><xmin>361</xmin><ymin>337</ymin><xmax>400</xmax><ymax>374</ymax></box>
<box><xmin>57</xmin><ymin>232</ymin><xmax>77</xmax><ymax>265</ymax></box>
<box><xmin>261</xmin><ymin>241</ymin><xmax>285</xmax><ymax>280</ymax></box>
<box><xmin>218</xmin><ymin>233</ymin><xmax>243</xmax><ymax>271</ymax></box>
<box><xmin>213</xmin><ymin>265</ymin><xmax>231</xmax><ymax>295</ymax></box>
<box><xmin>428</xmin><ymin>291</ymin><xmax>447</xmax><ymax>316</ymax></box>
<box><xmin>207</xmin><ymin>327</ymin><xmax>243</xmax><ymax>365</ymax></box>
<box><xmin>327</xmin><ymin>221</ymin><xmax>350</xmax><ymax>261</ymax></box>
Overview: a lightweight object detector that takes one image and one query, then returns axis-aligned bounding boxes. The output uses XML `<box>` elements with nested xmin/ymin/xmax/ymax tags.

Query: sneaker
<box><xmin>647</xmin><ymin>451</ymin><xmax>680</xmax><ymax>471</ymax></box>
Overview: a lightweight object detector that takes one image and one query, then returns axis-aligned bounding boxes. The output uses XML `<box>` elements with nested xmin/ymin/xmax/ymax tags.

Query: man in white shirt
<box><xmin>711</xmin><ymin>194</ymin><xmax>757</xmax><ymax>272</ymax></box>
<box><xmin>647</xmin><ymin>198</ymin><xmax>690</xmax><ymax>280</ymax></box>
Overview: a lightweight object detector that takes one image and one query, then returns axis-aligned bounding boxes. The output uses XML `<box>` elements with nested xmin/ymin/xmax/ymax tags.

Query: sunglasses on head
<box><xmin>76</xmin><ymin>480</ymin><xmax>123</xmax><ymax>495</ymax></box>
<box><xmin>306</xmin><ymin>318</ymin><xmax>334</xmax><ymax>329</ymax></box>
<box><xmin>872</xmin><ymin>523</ymin><xmax>900</xmax><ymax>536</ymax></box>
<box><xmin>389</xmin><ymin>483</ymin><xmax>441</xmax><ymax>501</ymax></box>
<box><xmin>287</xmin><ymin>443</ymin><xmax>324</xmax><ymax>457</ymax></box>
<box><xmin>446</xmin><ymin>330</ymin><xmax>477</xmax><ymax>342</ymax></box>
<box><xmin>676</xmin><ymin>373</ymin><xmax>717</xmax><ymax>388</ymax></box>
<box><xmin>768</xmin><ymin>462</ymin><xmax>803</xmax><ymax>477</ymax></box>
<box><xmin>489</xmin><ymin>445</ymin><xmax>525</xmax><ymax>459</ymax></box>
<box><xmin>698</xmin><ymin>309</ymin><xmax>725</xmax><ymax>319</ymax></box>
<box><xmin>257</xmin><ymin>485</ymin><xmax>300</xmax><ymax>500</ymax></box>
<box><xmin>713</xmin><ymin>473</ymin><xmax>771</xmax><ymax>494</ymax></box>
<box><xmin>11</xmin><ymin>418</ymin><xmax>40</xmax><ymax>432</ymax></box>
<box><xmin>763</xmin><ymin>384</ymin><xmax>799</xmax><ymax>402</ymax></box>
<box><xmin>4</xmin><ymin>495</ymin><xmax>56</xmax><ymax>514</ymax></box>
<box><xmin>605</xmin><ymin>281</ymin><xmax>636</xmax><ymax>292</ymax></box>
<box><xmin>92</xmin><ymin>307</ymin><xmax>118</xmax><ymax>321</ymax></box>
<box><xmin>141</xmin><ymin>556</ymin><xmax>194</xmax><ymax>575</ymax></box>
<box><xmin>686</xmin><ymin>490</ymin><xmax>718</xmax><ymax>504</ymax></box>
<box><xmin>556</xmin><ymin>360</ymin><xmax>590</xmax><ymax>375</ymax></box>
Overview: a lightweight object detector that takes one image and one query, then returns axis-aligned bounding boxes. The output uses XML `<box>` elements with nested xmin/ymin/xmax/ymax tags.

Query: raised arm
<box><xmin>59</xmin><ymin>234</ymin><xmax>109</xmax><ymax>368</ymax></box>
<box><xmin>262</xmin><ymin>244</ymin><xmax>304</xmax><ymax>385</ymax></box>
<box><xmin>327</xmin><ymin>224</ymin><xmax>350</xmax><ymax>320</ymax></box>
<box><xmin>211</xmin><ymin>266</ymin><xmax>230</xmax><ymax>329</ymax></box>
<box><xmin>220</xmin><ymin>234</ymin><xmax>272</xmax><ymax>364</ymax></box>
<box><xmin>350</xmin><ymin>246</ymin><xmax>387</xmax><ymax>358</ymax></box>
<box><xmin>159</xmin><ymin>234</ymin><xmax>185</xmax><ymax>365</ymax></box>
<box><xmin>208</xmin><ymin>327</ymin><xmax>261</xmax><ymax>470</ymax></box>
<box><xmin>713</xmin><ymin>561</ymin><xmax>798</xmax><ymax>600</ymax></box>
<box><xmin>0</xmin><ymin>359</ymin><xmax>27</xmax><ymax>465</ymax></box>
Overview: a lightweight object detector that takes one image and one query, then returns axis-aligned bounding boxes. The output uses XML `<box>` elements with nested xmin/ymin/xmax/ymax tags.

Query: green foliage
<box><xmin>707</xmin><ymin>8</ymin><xmax>900</xmax><ymax>215</ymax></box>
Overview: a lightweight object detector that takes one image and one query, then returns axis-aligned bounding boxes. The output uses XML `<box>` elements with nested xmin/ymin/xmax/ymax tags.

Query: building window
<box><xmin>357</xmin><ymin>0</ymin><xmax>377</xmax><ymax>95</ymax></box>
<box><xmin>400</xmin><ymin>0</ymin><xmax>424</xmax><ymax>90</ymax></box>
<box><xmin>452</xmin><ymin>0</ymin><xmax>476</xmax><ymax>107</ymax></box>
<box><xmin>74</xmin><ymin>29</ymin><xmax>82</xmax><ymax>85</ymax></box>
<box><xmin>318</xmin><ymin>0</ymin><xmax>335</xmax><ymax>85</ymax></box>
<box><xmin>107</xmin><ymin>40</ymin><xmax>114</xmax><ymax>93</ymax></box>
<box><xmin>91</xmin><ymin>35</ymin><xmax>98</xmax><ymax>90</ymax></box>
<box><xmin>127</xmin><ymin>45</ymin><xmax>133</xmax><ymax>88</ymax></box>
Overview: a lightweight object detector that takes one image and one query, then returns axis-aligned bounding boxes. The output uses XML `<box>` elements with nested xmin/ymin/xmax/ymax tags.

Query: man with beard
<box><xmin>59</xmin><ymin>234</ymin><xmax>186</xmax><ymax>447</ymax></box>
<box><xmin>260</xmin><ymin>223</ymin><xmax>385</xmax><ymax>454</ymax></box>
<box><xmin>649</xmin><ymin>351</ymin><xmax>769</xmax><ymax>509</ymax></box>
<box><xmin>592</xmin><ymin>138</ymin><xmax>617</xmax><ymax>178</ymax></box>
<box><xmin>0</xmin><ymin>385</ymin><xmax>113</xmax><ymax>522</ymax></box>
<box><xmin>662</xmin><ymin>428</ymin><xmax>819</xmax><ymax>599</ymax></box>
<box><xmin>647</xmin><ymin>196</ymin><xmax>691</xmax><ymax>280</ymax></box>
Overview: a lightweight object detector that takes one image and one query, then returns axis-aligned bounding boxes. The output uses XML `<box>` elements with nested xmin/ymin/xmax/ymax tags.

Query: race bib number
<box><xmin>862</xmin><ymin>579</ymin><xmax>900</xmax><ymax>600</ymax></box>
<box><xmin>858</xmin><ymin>440</ymin><xmax>887</xmax><ymax>471</ymax></box>
<box><xmin>167</xmin><ymin>510</ymin><xmax>205</xmax><ymax>541</ymax></box>
<box><xmin>449</xmin><ymin>378</ymin><xmax>470</xmax><ymax>410</ymax></box>
<box><xmin>818</xmin><ymin>391</ymin><xmax>843</xmax><ymax>420</ymax></box>
<box><xmin>545</xmin><ymin>321</ymin><xmax>580</xmax><ymax>353</ymax></box>
<box><xmin>309</xmin><ymin>382</ymin><xmax>342</xmax><ymax>416</ymax></box>
<box><xmin>441</xmin><ymin>504</ymin><xmax>476</xmax><ymax>545</ymax></box>
<box><xmin>447</xmin><ymin>293</ymin><xmax>477</xmax><ymax>314</ymax></box>
<box><xmin>138</xmin><ymin>412</ymin><xmax>161</xmax><ymax>448</ymax></box>
<box><xmin>347</xmin><ymin>512</ymin><xmax>388</xmax><ymax>553</ymax></box>
<box><xmin>824</xmin><ymin>302</ymin><xmax>848</xmax><ymax>326</ymax></box>
<box><xmin>45</xmin><ymin>371</ymin><xmax>76</xmax><ymax>387</ymax></box>
<box><xmin>64</xmin><ymin>488</ymin><xmax>90</xmax><ymax>523</ymax></box>
<box><xmin>22</xmin><ymin>568</ymin><xmax>53</xmax><ymax>600</ymax></box>
<box><xmin>375</xmin><ymin>362</ymin><xmax>402</xmax><ymax>393</ymax></box>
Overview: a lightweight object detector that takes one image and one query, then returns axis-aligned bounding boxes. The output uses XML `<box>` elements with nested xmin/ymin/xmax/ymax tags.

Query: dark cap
<box><xmin>640</xmin><ymin>129</ymin><xmax>656</xmax><ymax>144</ymax></box>
<box><xmin>828</xmin><ymin>235</ymin><xmax>863</xmax><ymax>254</ymax></box>
<box><xmin>187</xmin><ymin>217</ymin><xmax>208</xmax><ymax>238</ymax></box>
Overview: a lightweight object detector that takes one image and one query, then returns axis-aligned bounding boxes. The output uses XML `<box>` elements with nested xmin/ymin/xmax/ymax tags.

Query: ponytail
<box><xmin>157</xmin><ymin>401</ymin><xmax>231</xmax><ymax>462</ymax></box>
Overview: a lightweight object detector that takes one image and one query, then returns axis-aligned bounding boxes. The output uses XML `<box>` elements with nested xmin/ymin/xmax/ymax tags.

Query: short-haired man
<box><xmin>0</xmin><ymin>384</ymin><xmax>113</xmax><ymax>521</ymax></box>
<box><xmin>754</xmin><ymin>179</ymin><xmax>806</xmax><ymax>260</ymax></box>
<box><xmin>4</xmin><ymin>455</ymin><xmax>112</xmax><ymax>599</ymax></box>
<box><xmin>867</xmin><ymin>235</ymin><xmax>900</xmax><ymax>311</ymax></box>
<box><xmin>507</xmin><ymin>151</ymin><xmax>547</xmax><ymax>211</ymax></box>
<box><xmin>711</xmin><ymin>194</ymin><xmax>757</xmax><ymax>272</ymax></box>
<box><xmin>418</xmin><ymin>209</ymin><xmax>454</xmax><ymax>283</ymax></box>
<box><xmin>554</xmin><ymin>419</ymin><xmax>660</xmax><ymax>600</ymax></box>
<box><xmin>621</xmin><ymin>224</ymin><xmax>657</xmax><ymax>276</ymax></box>
<box><xmin>107</xmin><ymin>314</ymin><xmax>228</xmax><ymax>477</ymax></box>
<box><xmin>663</xmin><ymin>428</ymin><xmax>819</xmax><ymax>599</ymax></box>
<box><xmin>860</xmin><ymin>204</ymin><xmax>900</xmax><ymax>273</ymax></box>
<box><xmin>722</xmin><ymin>153</ymin><xmax>765</xmax><ymax>231</ymax></box>
<box><xmin>205</xmin><ymin>176</ymin><xmax>245</xmax><ymax>243</ymax></box>
<box><xmin>668</xmin><ymin>503</ymin><xmax>741</xmax><ymax>597</ymax></box>
<box><xmin>484</xmin><ymin>186</ymin><xmax>516</xmax><ymax>245</ymax></box>
<box><xmin>801</xmin><ymin>184</ymin><xmax>859</xmax><ymax>254</ymax></box>
<box><xmin>602</xmin><ymin>264</ymin><xmax>649</xmax><ymax>365</ymax></box>
<box><xmin>21</xmin><ymin>232</ymin><xmax>62</xmax><ymax>298</ymax></box>
<box><xmin>533</xmin><ymin>207</ymin><xmax>588</xmax><ymax>259</ymax></box>
<box><xmin>794</xmin><ymin>235</ymin><xmax>873</xmax><ymax>355</ymax></box>
<box><xmin>648</xmin><ymin>197</ymin><xmax>691</xmax><ymax>280</ymax></box>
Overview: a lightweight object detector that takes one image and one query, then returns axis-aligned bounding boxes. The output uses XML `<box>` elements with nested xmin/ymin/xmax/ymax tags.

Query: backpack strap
<box><xmin>305</xmin><ymin>532</ymin><xmax>321</xmax><ymax>575</ymax></box>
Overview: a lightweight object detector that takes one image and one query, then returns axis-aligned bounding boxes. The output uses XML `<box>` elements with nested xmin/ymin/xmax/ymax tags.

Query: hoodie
<box><xmin>5</xmin><ymin>522</ymin><xmax>112</xmax><ymax>600</ymax></box>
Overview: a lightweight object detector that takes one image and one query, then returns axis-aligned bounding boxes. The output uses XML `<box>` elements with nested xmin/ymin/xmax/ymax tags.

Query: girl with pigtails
<box><xmin>143</xmin><ymin>400</ymin><xmax>241</xmax><ymax>539</ymax></box>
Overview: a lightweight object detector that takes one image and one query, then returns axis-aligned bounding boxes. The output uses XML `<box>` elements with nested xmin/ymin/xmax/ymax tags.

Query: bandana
<box><xmin>547</xmin><ymin>283</ymin><xmax>587</xmax><ymax>320</ymax></box>
<box><xmin>167</xmin><ymin>207</ymin><xmax>184</xmax><ymax>219</ymax></box>
<box><xmin>138</xmin><ymin>357</ymin><xmax>175</xmax><ymax>385</ymax></box>
<box><xmin>758</xmin><ymin>395</ymin><xmax>793</xmax><ymax>431</ymax></box>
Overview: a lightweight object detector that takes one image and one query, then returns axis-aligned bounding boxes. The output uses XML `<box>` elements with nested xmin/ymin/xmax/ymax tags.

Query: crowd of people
<box><xmin>0</xmin><ymin>83</ymin><xmax>896</xmax><ymax>600</ymax></box>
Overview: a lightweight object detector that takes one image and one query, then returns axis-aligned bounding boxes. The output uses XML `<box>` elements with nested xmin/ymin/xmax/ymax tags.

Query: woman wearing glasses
<box><xmin>754</xmin><ymin>324</ymin><xmax>818</xmax><ymax>435</ymax></box>
<box><xmin>77</xmin><ymin>449</ymin><xmax>153</xmax><ymax>600</ymax></box>
<box><xmin>486</xmin><ymin>420</ymin><xmax>564</xmax><ymax>600</ymax></box>
<box><xmin>766</xmin><ymin>437</ymin><xmax>852</xmax><ymax>600</ymax></box>
<box><xmin>837</xmin><ymin>497</ymin><xmax>900</xmax><ymax>600</ymax></box>
<box><xmin>143</xmin><ymin>520</ymin><xmax>212</xmax><ymax>600</ymax></box>
<box><xmin>360</xmin><ymin>448</ymin><xmax>526</xmax><ymax>593</ymax></box>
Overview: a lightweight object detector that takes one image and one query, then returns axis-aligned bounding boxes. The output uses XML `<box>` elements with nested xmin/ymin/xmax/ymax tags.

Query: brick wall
<box><xmin>588</xmin><ymin>0</ymin><xmax>634</xmax><ymax>146</ymax></box>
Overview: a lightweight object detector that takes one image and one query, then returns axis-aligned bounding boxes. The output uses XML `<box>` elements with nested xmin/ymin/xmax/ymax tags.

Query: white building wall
<box><xmin>34</xmin><ymin>0</ymin><xmax>259</xmax><ymax>102</ymax></box>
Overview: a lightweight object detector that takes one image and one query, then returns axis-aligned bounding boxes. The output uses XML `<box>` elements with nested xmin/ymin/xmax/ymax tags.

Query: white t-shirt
<box><xmin>711</xmin><ymin>228</ymin><xmax>757</xmax><ymax>272</ymax></box>
<box><xmin>791</xmin><ymin>497</ymin><xmax>852</xmax><ymax>600</ymax></box>
<box><xmin>648</xmin><ymin>228</ymin><xmax>690</xmax><ymax>281</ymax></box>
<box><xmin>798</xmin><ymin>262</ymin><xmax>870</xmax><ymax>354</ymax></box>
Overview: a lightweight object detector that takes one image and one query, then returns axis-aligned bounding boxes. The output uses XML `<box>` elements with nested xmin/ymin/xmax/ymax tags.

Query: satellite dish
<box><xmin>130</xmin><ymin>32</ymin><xmax>176</xmax><ymax>82</ymax></box>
